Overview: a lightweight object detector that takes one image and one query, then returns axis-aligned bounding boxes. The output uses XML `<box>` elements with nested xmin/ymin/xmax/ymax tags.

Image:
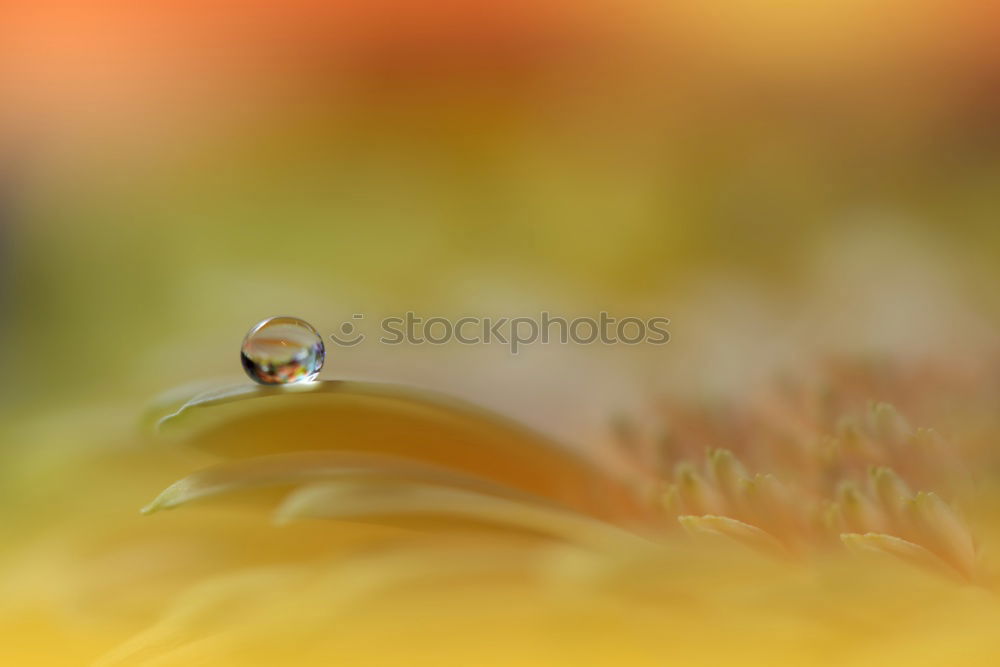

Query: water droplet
<box><xmin>241</xmin><ymin>316</ymin><xmax>325</xmax><ymax>385</ymax></box>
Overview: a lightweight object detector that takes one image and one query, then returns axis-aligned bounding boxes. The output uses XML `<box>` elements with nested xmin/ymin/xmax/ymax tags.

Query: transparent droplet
<box><xmin>241</xmin><ymin>316</ymin><xmax>325</xmax><ymax>385</ymax></box>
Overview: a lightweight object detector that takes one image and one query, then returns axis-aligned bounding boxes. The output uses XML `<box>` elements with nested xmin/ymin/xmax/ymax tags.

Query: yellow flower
<box><xmin>3</xmin><ymin>360</ymin><xmax>1000</xmax><ymax>666</ymax></box>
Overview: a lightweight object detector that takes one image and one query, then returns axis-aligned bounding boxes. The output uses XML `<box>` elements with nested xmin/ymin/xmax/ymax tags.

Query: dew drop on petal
<box><xmin>241</xmin><ymin>316</ymin><xmax>325</xmax><ymax>385</ymax></box>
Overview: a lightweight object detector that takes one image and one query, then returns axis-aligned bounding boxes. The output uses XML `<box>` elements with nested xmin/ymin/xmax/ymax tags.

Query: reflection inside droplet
<box><xmin>241</xmin><ymin>316</ymin><xmax>325</xmax><ymax>385</ymax></box>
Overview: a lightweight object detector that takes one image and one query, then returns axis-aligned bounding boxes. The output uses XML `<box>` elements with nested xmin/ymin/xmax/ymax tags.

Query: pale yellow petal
<box><xmin>275</xmin><ymin>480</ymin><xmax>652</xmax><ymax>551</ymax></box>
<box><xmin>678</xmin><ymin>515</ymin><xmax>788</xmax><ymax>559</ymax></box>
<box><xmin>840</xmin><ymin>532</ymin><xmax>966</xmax><ymax>581</ymax></box>
<box><xmin>146</xmin><ymin>381</ymin><xmax>640</xmax><ymax>520</ymax></box>
<box><xmin>141</xmin><ymin>451</ymin><xmax>557</xmax><ymax>515</ymax></box>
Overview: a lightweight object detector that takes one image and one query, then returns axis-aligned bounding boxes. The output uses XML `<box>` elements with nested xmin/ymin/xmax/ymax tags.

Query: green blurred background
<box><xmin>3</xmin><ymin>0</ymin><xmax>999</xmax><ymax>433</ymax></box>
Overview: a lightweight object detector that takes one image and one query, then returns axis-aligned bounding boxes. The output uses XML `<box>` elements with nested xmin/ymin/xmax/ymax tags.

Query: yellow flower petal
<box><xmin>905</xmin><ymin>492</ymin><xmax>977</xmax><ymax>580</ymax></box>
<box><xmin>275</xmin><ymin>480</ymin><xmax>651</xmax><ymax>551</ymax></box>
<box><xmin>678</xmin><ymin>514</ymin><xmax>788</xmax><ymax>559</ymax></box>
<box><xmin>148</xmin><ymin>381</ymin><xmax>641</xmax><ymax>521</ymax></box>
<box><xmin>840</xmin><ymin>532</ymin><xmax>966</xmax><ymax>582</ymax></box>
<box><xmin>141</xmin><ymin>451</ymin><xmax>557</xmax><ymax>515</ymax></box>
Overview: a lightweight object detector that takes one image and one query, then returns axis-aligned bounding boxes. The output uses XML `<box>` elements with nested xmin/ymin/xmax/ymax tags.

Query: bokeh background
<box><xmin>4</xmin><ymin>0</ymin><xmax>1000</xmax><ymax>416</ymax></box>
<box><xmin>2</xmin><ymin>1</ymin><xmax>1000</xmax><ymax>664</ymax></box>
